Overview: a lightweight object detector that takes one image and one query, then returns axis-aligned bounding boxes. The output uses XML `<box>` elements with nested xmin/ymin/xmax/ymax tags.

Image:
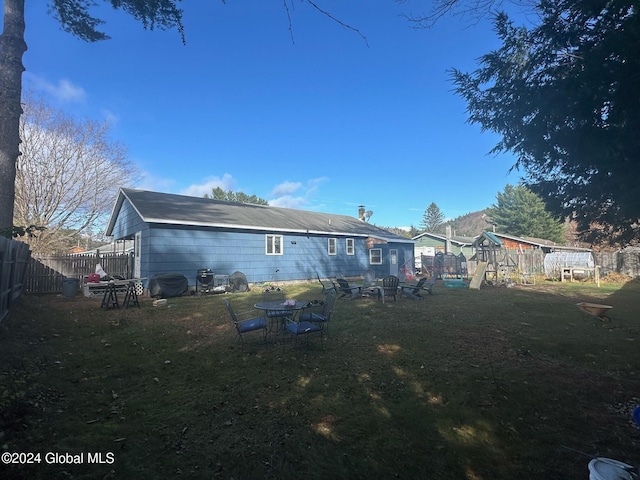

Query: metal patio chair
<box><xmin>224</xmin><ymin>299</ymin><xmax>267</xmax><ymax>349</ymax></box>
<box><xmin>300</xmin><ymin>289</ymin><xmax>337</xmax><ymax>337</ymax></box>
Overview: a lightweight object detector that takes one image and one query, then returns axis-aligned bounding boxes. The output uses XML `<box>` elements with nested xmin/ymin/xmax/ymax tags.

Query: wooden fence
<box><xmin>15</xmin><ymin>247</ymin><xmax>640</xmax><ymax>296</ymax></box>
<box><xmin>0</xmin><ymin>237</ymin><xmax>31</xmax><ymax>323</ymax></box>
<box><xmin>421</xmin><ymin>249</ymin><xmax>640</xmax><ymax>279</ymax></box>
<box><xmin>25</xmin><ymin>252</ymin><xmax>132</xmax><ymax>294</ymax></box>
<box><xmin>421</xmin><ymin>250</ymin><xmax>547</xmax><ymax>278</ymax></box>
<box><xmin>594</xmin><ymin>250</ymin><xmax>640</xmax><ymax>278</ymax></box>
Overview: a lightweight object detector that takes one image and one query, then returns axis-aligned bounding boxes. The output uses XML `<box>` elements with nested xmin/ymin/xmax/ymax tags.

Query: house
<box><xmin>411</xmin><ymin>228</ymin><xmax>475</xmax><ymax>277</ymax></box>
<box><xmin>412</xmin><ymin>229</ymin><xmax>593</xmax><ymax>279</ymax></box>
<box><xmin>105</xmin><ymin>188</ymin><xmax>414</xmax><ymax>287</ymax></box>
<box><xmin>490</xmin><ymin>233</ymin><xmax>591</xmax><ymax>254</ymax></box>
<box><xmin>412</xmin><ymin>231</ymin><xmax>476</xmax><ymax>257</ymax></box>
<box><xmin>71</xmin><ymin>239</ymin><xmax>135</xmax><ymax>256</ymax></box>
<box><xmin>413</xmin><ymin>230</ymin><xmax>589</xmax><ymax>258</ymax></box>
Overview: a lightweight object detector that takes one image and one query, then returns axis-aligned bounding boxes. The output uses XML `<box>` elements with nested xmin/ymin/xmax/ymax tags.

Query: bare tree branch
<box><xmin>279</xmin><ymin>0</ymin><xmax>369</xmax><ymax>46</ymax></box>
<box><xmin>16</xmin><ymin>94</ymin><xmax>139</xmax><ymax>253</ymax></box>
<box><xmin>396</xmin><ymin>0</ymin><xmax>536</xmax><ymax>29</ymax></box>
<box><xmin>304</xmin><ymin>0</ymin><xmax>369</xmax><ymax>46</ymax></box>
<box><xmin>282</xmin><ymin>0</ymin><xmax>296</xmax><ymax>45</ymax></box>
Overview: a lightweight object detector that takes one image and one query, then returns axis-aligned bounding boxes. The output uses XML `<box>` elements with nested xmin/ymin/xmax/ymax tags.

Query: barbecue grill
<box><xmin>196</xmin><ymin>268</ymin><xmax>214</xmax><ymax>294</ymax></box>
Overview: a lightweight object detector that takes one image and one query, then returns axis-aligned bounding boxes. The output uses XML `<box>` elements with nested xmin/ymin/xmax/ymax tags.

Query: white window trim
<box><xmin>369</xmin><ymin>248</ymin><xmax>382</xmax><ymax>265</ymax></box>
<box><xmin>266</xmin><ymin>234</ymin><xmax>283</xmax><ymax>255</ymax></box>
<box><xmin>346</xmin><ymin>238</ymin><xmax>355</xmax><ymax>255</ymax></box>
<box><xmin>328</xmin><ymin>238</ymin><xmax>337</xmax><ymax>256</ymax></box>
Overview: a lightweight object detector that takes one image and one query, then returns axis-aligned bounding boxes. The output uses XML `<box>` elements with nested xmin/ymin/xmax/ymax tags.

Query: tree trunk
<box><xmin>0</xmin><ymin>0</ymin><xmax>26</xmax><ymax>233</ymax></box>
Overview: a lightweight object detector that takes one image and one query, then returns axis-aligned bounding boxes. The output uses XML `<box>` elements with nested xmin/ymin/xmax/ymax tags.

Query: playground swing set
<box><xmin>469</xmin><ymin>232</ymin><xmax>519</xmax><ymax>289</ymax></box>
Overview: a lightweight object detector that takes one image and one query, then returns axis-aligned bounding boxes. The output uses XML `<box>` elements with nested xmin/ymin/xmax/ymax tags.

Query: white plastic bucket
<box><xmin>588</xmin><ymin>458</ymin><xmax>635</xmax><ymax>480</ymax></box>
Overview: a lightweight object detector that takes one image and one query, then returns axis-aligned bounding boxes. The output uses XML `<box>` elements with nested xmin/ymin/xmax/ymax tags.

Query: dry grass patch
<box><xmin>1</xmin><ymin>279</ymin><xmax>639</xmax><ymax>479</ymax></box>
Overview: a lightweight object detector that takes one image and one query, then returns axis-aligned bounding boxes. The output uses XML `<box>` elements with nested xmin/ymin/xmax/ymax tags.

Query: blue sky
<box><xmin>22</xmin><ymin>1</ymin><xmax>523</xmax><ymax>229</ymax></box>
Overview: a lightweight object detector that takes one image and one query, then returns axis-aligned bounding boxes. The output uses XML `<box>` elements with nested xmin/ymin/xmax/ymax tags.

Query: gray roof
<box><xmin>492</xmin><ymin>232</ymin><xmax>591</xmax><ymax>251</ymax></box>
<box><xmin>493</xmin><ymin>232</ymin><xmax>555</xmax><ymax>247</ymax></box>
<box><xmin>474</xmin><ymin>231</ymin><xmax>503</xmax><ymax>246</ymax></box>
<box><xmin>106</xmin><ymin>188</ymin><xmax>412</xmax><ymax>243</ymax></box>
<box><xmin>412</xmin><ymin>231</ymin><xmax>476</xmax><ymax>245</ymax></box>
<box><xmin>73</xmin><ymin>239</ymin><xmax>134</xmax><ymax>255</ymax></box>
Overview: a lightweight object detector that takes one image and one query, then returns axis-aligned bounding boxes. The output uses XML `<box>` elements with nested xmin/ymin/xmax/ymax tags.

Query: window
<box><xmin>266</xmin><ymin>234</ymin><xmax>283</xmax><ymax>255</ymax></box>
<box><xmin>346</xmin><ymin>238</ymin><xmax>355</xmax><ymax>255</ymax></box>
<box><xmin>328</xmin><ymin>238</ymin><xmax>337</xmax><ymax>255</ymax></box>
<box><xmin>369</xmin><ymin>248</ymin><xmax>382</xmax><ymax>265</ymax></box>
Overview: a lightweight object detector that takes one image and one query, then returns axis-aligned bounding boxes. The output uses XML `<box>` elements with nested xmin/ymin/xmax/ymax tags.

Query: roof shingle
<box><xmin>107</xmin><ymin>188</ymin><xmax>412</xmax><ymax>243</ymax></box>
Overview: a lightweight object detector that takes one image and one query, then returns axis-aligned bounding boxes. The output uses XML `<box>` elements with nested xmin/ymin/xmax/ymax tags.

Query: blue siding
<box><xmin>147</xmin><ymin>227</ymin><xmax>410</xmax><ymax>285</ymax></box>
<box><xmin>110</xmin><ymin>201</ymin><xmax>145</xmax><ymax>239</ymax></box>
<box><xmin>110</xmin><ymin>200</ymin><xmax>413</xmax><ymax>286</ymax></box>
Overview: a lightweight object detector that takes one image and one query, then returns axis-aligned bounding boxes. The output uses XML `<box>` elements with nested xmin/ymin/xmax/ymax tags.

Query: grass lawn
<box><xmin>1</xmin><ymin>278</ymin><xmax>639</xmax><ymax>479</ymax></box>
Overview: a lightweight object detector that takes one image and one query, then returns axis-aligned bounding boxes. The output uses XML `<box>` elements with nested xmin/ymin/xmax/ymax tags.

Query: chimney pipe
<box><xmin>358</xmin><ymin>205</ymin><xmax>365</xmax><ymax>221</ymax></box>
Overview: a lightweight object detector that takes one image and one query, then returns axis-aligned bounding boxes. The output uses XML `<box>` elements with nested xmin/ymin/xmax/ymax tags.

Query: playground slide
<box><xmin>469</xmin><ymin>262</ymin><xmax>487</xmax><ymax>290</ymax></box>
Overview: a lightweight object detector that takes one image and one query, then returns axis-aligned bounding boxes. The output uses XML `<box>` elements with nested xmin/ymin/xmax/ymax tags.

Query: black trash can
<box><xmin>62</xmin><ymin>277</ymin><xmax>80</xmax><ymax>298</ymax></box>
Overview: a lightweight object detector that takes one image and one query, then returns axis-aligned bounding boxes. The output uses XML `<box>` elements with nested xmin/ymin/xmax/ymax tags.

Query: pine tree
<box><xmin>486</xmin><ymin>185</ymin><xmax>565</xmax><ymax>243</ymax></box>
<box><xmin>420</xmin><ymin>203</ymin><xmax>445</xmax><ymax>233</ymax></box>
<box><xmin>204</xmin><ymin>188</ymin><xmax>268</xmax><ymax>205</ymax></box>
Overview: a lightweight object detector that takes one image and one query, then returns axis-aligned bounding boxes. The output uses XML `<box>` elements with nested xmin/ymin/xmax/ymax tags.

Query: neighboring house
<box><xmin>472</xmin><ymin>231</ymin><xmax>592</xmax><ymax>263</ymax></box>
<box><xmin>412</xmin><ymin>230</ymin><xmax>475</xmax><ymax>275</ymax></box>
<box><xmin>491</xmin><ymin>233</ymin><xmax>591</xmax><ymax>254</ymax></box>
<box><xmin>413</xmin><ymin>229</ymin><xmax>592</xmax><ymax>278</ymax></box>
<box><xmin>413</xmin><ymin>230</ymin><xmax>589</xmax><ymax>259</ymax></box>
<box><xmin>71</xmin><ymin>239</ymin><xmax>135</xmax><ymax>256</ymax></box>
<box><xmin>412</xmin><ymin>231</ymin><xmax>476</xmax><ymax>257</ymax></box>
<box><xmin>472</xmin><ymin>231</ymin><xmax>595</xmax><ymax>279</ymax></box>
<box><xmin>105</xmin><ymin>188</ymin><xmax>414</xmax><ymax>287</ymax></box>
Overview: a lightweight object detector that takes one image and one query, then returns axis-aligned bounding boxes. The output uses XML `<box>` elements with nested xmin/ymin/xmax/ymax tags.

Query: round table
<box><xmin>254</xmin><ymin>300</ymin><xmax>308</xmax><ymax>334</ymax></box>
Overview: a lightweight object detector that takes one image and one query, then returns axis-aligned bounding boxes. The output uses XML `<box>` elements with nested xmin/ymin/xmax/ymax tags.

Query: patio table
<box><xmin>254</xmin><ymin>300</ymin><xmax>308</xmax><ymax>334</ymax></box>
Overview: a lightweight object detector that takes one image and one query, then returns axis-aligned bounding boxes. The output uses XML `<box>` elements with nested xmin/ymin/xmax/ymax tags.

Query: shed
<box><xmin>105</xmin><ymin>188</ymin><xmax>414</xmax><ymax>287</ymax></box>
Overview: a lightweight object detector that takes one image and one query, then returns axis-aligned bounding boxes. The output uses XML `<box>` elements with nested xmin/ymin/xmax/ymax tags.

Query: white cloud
<box><xmin>102</xmin><ymin>109</ymin><xmax>119</xmax><ymax>126</ymax></box>
<box><xmin>268</xmin><ymin>177</ymin><xmax>329</xmax><ymax>209</ymax></box>
<box><xmin>270</xmin><ymin>181</ymin><xmax>302</xmax><ymax>197</ymax></box>
<box><xmin>135</xmin><ymin>170</ymin><xmax>177</xmax><ymax>192</ymax></box>
<box><xmin>25</xmin><ymin>73</ymin><xmax>86</xmax><ymax>103</ymax></box>
<box><xmin>54</xmin><ymin>79</ymin><xmax>86</xmax><ymax>102</ymax></box>
<box><xmin>269</xmin><ymin>195</ymin><xmax>309</xmax><ymax>209</ymax></box>
<box><xmin>305</xmin><ymin>176</ymin><xmax>329</xmax><ymax>195</ymax></box>
<box><xmin>180</xmin><ymin>174</ymin><xmax>236</xmax><ymax>197</ymax></box>
<box><xmin>138</xmin><ymin>174</ymin><xmax>327</xmax><ymax>206</ymax></box>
